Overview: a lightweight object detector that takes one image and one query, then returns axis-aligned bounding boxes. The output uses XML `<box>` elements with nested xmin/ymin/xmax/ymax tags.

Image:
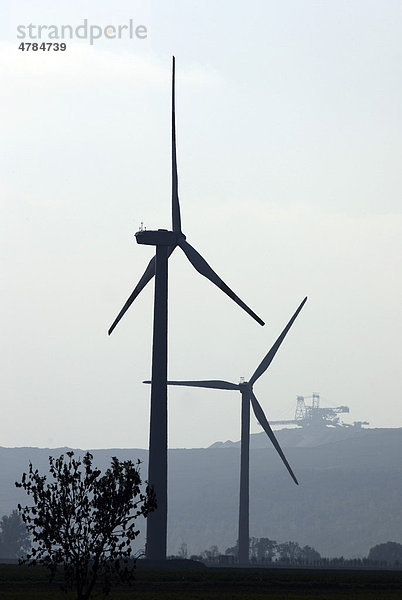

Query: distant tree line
<box><xmin>2</xmin><ymin>507</ymin><xmax>402</xmax><ymax>571</ymax></box>
<box><xmin>184</xmin><ymin>538</ymin><xmax>321</xmax><ymax>566</ymax></box>
<box><xmin>0</xmin><ymin>509</ymin><xmax>30</xmax><ymax>559</ymax></box>
<box><xmin>170</xmin><ymin>538</ymin><xmax>402</xmax><ymax>569</ymax></box>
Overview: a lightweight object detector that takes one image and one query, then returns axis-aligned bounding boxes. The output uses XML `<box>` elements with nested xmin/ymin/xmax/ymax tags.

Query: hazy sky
<box><xmin>1</xmin><ymin>1</ymin><xmax>401</xmax><ymax>449</ymax></box>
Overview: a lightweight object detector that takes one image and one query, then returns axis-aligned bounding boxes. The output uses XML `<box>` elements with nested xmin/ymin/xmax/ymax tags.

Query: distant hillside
<box><xmin>1</xmin><ymin>427</ymin><xmax>401</xmax><ymax>559</ymax></box>
<box><xmin>210</xmin><ymin>424</ymin><xmax>376</xmax><ymax>448</ymax></box>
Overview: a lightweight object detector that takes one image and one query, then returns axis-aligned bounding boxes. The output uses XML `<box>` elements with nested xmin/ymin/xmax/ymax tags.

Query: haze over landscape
<box><xmin>1</xmin><ymin>426</ymin><xmax>401</xmax><ymax>559</ymax></box>
<box><xmin>1</xmin><ymin>1</ymin><xmax>401</xmax><ymax>452</ymax></box>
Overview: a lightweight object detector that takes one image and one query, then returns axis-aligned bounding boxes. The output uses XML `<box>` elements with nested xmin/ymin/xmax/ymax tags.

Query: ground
<box><xmin>1</xmin><ymin>563</ymin><xmax>402</xmax><ymax>599</ymax></box>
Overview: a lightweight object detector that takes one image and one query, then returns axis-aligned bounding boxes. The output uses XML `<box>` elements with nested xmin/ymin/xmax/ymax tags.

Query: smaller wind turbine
<box><xmin>144</xmin><ymin>296</ymin><xmax>307</xmax><ymax>564</ymax></box>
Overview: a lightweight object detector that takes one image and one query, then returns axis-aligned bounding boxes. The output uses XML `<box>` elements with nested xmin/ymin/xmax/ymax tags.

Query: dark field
<box><xmin>0</xmin><ymin>564</ymin><xmax>401</xmax><ymax>599</ymax></box>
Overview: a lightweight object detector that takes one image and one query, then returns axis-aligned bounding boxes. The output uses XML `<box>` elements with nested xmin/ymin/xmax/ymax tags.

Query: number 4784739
<box><xmin>19</xmin><ymin>42</ymin><xmax>66</xmax><ymax>51</ymax></box>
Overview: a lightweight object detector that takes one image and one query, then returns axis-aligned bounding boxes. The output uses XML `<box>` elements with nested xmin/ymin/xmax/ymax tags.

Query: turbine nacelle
<box><xmin>135</xmin><ymin>229</ymin><xmax>186</xmax><ymax>247</ymax></box>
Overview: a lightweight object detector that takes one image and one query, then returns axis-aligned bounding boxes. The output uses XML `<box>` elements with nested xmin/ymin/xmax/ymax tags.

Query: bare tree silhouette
<box><xmin>16</xmin><ymin>451</ymin><xmax>156</xmax><ymax>600</ymax></box>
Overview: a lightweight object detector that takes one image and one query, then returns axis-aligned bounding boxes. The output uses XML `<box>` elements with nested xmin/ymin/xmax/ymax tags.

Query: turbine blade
<box><xmin>249</xmin><ymin>297</ymin><xmax>307</xmax><ymax>385</ymax></box>
<box><xmin>109</xmin><ymin>245</ymin><xmax>177</xmax><ymax>335</ymax></box>
<box><xmin>143</xmin><ymin>379</ymin><xmax>240</xmax><ymax>390</ymax></box>
<box><xmin>108</xmin><ymin>256</ymin><xmax>156</xmax><ymax>335</ymax></box>
<box><xmin>178</xmin><ymin>239</ymin><xmax>265</xmax><ymax>326</ymax></box>
<box><xmin>250</xmin><ymin>391</ymin><xmax>298</xmax><ymax>485</ymax></box>
<box><xmin>171</xmin><ymin>56</ymin><xmax>182</xmax><ymax>233</ymax></box>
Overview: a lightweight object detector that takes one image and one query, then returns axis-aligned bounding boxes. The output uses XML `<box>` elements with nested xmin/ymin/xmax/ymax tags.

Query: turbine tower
<box><xmin>145</xmin><ymin>297</ymin><xmax>307</xmax><ymax>564</ymax></box>
<box><xmin>108</xmin><ymin>57</ymin><xmax>264</xmax><ymax>561</ymax></box>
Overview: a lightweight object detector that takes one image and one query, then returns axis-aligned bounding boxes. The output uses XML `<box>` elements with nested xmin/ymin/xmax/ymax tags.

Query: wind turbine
<box><xmin>145</xmin><ymin>297</ymin><xmax>307</xmax><ymax>564</ymax></box>
<box><xmin>108</xmin><ymin>57</ymin><xmax>264</xmax><ymax>561</ymax></box>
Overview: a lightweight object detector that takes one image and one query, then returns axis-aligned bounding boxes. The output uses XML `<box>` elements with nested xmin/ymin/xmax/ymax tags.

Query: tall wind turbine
<box><xmin>108</xmin><ymin>57</ymin><xmax>264</xmax><ymax>561</ymax></box>
<box><xmin>145</xmin><ymin>297</ymin><xmax>307</xmax><ymax>564</ymax></box>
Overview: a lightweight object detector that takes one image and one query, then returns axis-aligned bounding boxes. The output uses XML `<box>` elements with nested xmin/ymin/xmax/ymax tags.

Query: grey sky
<box><xmin>1</xmin><ymin>0</ymin><xmax>401</xmax><ymax>449</ymax></box>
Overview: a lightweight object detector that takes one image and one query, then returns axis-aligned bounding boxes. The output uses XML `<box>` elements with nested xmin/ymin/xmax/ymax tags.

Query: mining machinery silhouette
<box><xmin>271</xmin><ymin>393</ymin><xmax>369</xmax><ymax>429</ymax></box>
